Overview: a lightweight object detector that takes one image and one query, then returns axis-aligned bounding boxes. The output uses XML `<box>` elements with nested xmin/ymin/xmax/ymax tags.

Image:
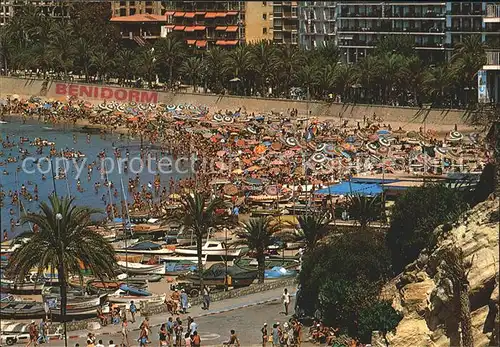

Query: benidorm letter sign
<box><xmin>54</xmin><ymin>83</ymin><xmax>158</xmax><ymax>103</ymax></box>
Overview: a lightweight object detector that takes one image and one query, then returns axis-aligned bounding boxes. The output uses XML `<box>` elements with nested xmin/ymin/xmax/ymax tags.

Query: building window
<box><xmin>120</xmin><ymin>8</ymin><xmax>126</xmax><ymax>16</ymax></box>
<box><xmin>119</xmin><ymin>1</ymin><xmax>125</xmax><ymax>6</ymax></box>
<box><xmin>263</xmin><ymin>13</ymin><xmax>267</xmax><ymax>20</ymax></box>
<box><xmin>130</xmin><ymin>8</ymin><xmax>136</xmax><ymax>15</ymax></box>
<box><xmin>145</xmin><ymin>8</ymin><xmax>152</xmax><ymax>14</ymax></box>
<box><xmin>129</xmin><ymin>1</ymin><xmax>135</xmax><ymax>6</ymax></box>
<box><xmin>263</xmin><ymin>27</ymin><xmax>267</xmax><ymax>34</ymax></box>
<box><xmin>262</xmin><ymin>1</ymin><xmax>266</xmax><ymax>6</ymax></box>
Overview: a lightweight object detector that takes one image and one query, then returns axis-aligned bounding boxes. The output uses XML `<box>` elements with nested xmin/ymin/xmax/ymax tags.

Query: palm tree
<box><xmin>295</xmin><ymin>212</ymin><xmax>332</xmax><ymax>252</ymax></box>
<box><xmin>114</xmin><ymin>48</ymin><xmax>136</xmax><ymax>86</ymax></box>
<box><xmin>294</xmin><ymin>64</ymin><xmax>320</xmax><ymax>102</ymax></box>
<box><xmin>6</xmin><ymin>195</ymin><xmax>116</xmax><ymax>346</ymax></box>
<box><xmin>135</xmin><ymin>48</ymin><xmax>158</xmax><ymax>88</ymax></box>
<box><xmin>332</xmin><ymin>63</ymin><xmax>354</xmax><ymax>102</ymax></box>
<box><xmin>155</xmin><ymin>36</ymin><xmax>186</xmax><ymax>87</ymax></box>
<box><xmin>251</xmin><ymin>41</ymin><xmax>278</xmax><ymax>96</ymax></box>
<box><xmin>224</xmin><ymin>45</ymin><xmax>253</xmax><ymax>95</ymax></box>
<box><xmin>48</xmin><ymin>22</ymin><xmax>76</xmax><ymax>79</ymax></box>
<box><xmin>91</xmin><ymin>50</ymin><xmax>114</xmax><ymax>83</ymax></box>
<box><xmin>73</xmin><ymin>38</ymin><xmax>94</xmax><ymax>82</ymax></box>
<box><xmin>179</xmin><ymin>56</ymin><xmax>204</xmax><ymax>92</ymax></box>
<box><xmin>203</xmin><ymin>47</ymin><xmax>227</xmax><ymax>93</ymax></box>
<box><xmin>346</xmin><ymin>194</ymin><xmax>382</xmax><ymax>229</ymax></box>
<box><xmin>167</xmin><ymin>193</ymin><xmax>226</xmax><ymax>293</ymax></box>
<box><xmin>234</xmin><ymin>217</ymin><xmax>282</xmax><ymax>283</ymax></box>
<box><xmin>276</xmin><ymin>44</ymin><xmax>303</xmax><ymax>97</ymax></box>
<box><xmin>423</xmin><ymin>64</ymin><xmax>455</xmax><ymax>106</ymax></box>
<box><xmin>440</xmin><ymin>247</ymin><xmax>473</xmax><ymax>347</ymax></box>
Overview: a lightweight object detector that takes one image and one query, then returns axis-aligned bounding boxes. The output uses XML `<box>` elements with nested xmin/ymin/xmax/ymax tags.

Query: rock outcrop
<box><xmin>384</xmin><ymin>198</ymin><xmax>499</xmax><ymax>347</ymax></box>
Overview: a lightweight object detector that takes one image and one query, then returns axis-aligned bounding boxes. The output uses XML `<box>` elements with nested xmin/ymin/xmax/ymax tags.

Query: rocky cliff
<box><xmin>383</xmin><ymin>197</ymin><xmax>499</xmax><ymax>347</ymax></box>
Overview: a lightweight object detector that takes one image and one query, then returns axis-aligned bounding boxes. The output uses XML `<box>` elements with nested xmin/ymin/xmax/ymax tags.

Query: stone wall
<box><xmin>0</xmin><ymin>77</ymin><xmax>471</xmax><ymax>126</ymax></box>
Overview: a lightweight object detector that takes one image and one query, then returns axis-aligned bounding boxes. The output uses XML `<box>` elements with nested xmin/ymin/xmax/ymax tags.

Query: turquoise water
<box><xmin>0</xmin><ymin>116</ymin><xmax>190</xmax><ymax>237</ymax></box>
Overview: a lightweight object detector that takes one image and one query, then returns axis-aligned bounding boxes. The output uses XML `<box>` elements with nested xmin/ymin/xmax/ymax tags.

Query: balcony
<box><xmin>484</xmin><ymin>50</ymin><xmax>500</xmax><ymax>70</ymax></box>
<box><xmin>484</xmin><ymin>4</ymin><xmax>500</xmax><ymax>23</ymax></box>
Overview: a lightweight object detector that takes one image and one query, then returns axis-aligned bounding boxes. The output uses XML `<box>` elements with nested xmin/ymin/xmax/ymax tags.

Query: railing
<box><xmin>486</xmin><ymin>51</ymin><xmax>500</xmax><ymax>66</ymax></box>
<box><xmin>486</xmin><ymin>4</ymin><xmax>500</xmax><ymax>18</ymax></box>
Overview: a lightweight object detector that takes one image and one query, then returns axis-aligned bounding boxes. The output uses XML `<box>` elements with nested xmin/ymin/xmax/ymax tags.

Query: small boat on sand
<box><xmin>117</xmin><ymin>261</ymin><xmax>166</xmax><ymax>275</ymax></box>
<box><xmin>174</xmin><ymin>241</ymin><xmax>241</xmax><ymax>258</ymax></box>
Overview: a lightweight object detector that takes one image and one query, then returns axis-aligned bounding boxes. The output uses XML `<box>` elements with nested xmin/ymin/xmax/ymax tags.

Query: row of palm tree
<box><xmin>0</xmin><ymin>4</ymin><xmax>490</xmax><ymax>108</ymax></box>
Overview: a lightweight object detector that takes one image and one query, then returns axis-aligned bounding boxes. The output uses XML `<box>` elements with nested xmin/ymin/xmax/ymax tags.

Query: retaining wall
<box><xmin>0</xmin><ymin>77</ymin><xmax>470</xmax><ymax>126</ymax></box>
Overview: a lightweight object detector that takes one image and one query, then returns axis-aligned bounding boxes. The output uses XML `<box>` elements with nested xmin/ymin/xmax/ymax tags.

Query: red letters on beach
<box><xmin>54</xmin><ymin>83</ymin><xmax>158</xmax><ymax>103</ymax></box>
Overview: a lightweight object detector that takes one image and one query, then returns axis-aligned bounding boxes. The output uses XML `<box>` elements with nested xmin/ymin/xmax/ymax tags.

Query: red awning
<box><xmin>184</xmin><ymin>26</ymin><xmax>196</xmax><ymax>32</ymax></box>
<box><xmin>173</xmin><ymin>25</ymin><xmax>186</xmax><ymax>31</ymax></box>
<box><xmin>227</xmin><ymin>11</ymin><xmax>238</xmax><ymax>15</ymax></box>
<box><xmin>194</xmin><ymin>26</ymin><xmax>206</xmax><ymax>31</ymax></box>
<box><xmin>216</xmin><ymin>40</ymin><xmax>227</xmax><ymax>45</ymax></box>
<box><xmin>173</xmin><ymin>12</ymin><xmax>185</xmax><ymax>17</ymax></box>
<box><xmin>226</xmin><ymin>26</ymin><xmax>238</xmax><ymax>32</ymax></box>
<box><xmin>184</xmin><ymin>12</ymin><xmax>195</xmax><ymax>18</ymax></box>
<box><xmin>165</xmin><ymin>11</ymin><xmax>175</xmax><ymax>16</ymax></box>
<box><xmin>187</xmin><ymin>39</ymin><xmax>196</xmax><ymax>45</ymax></box>
<box><xmin>164</xmin><ymin>25</ymin><xmax>175</xmax><ymax>29</ymax></box>
<box><xmin>216</xmin><ymin>12</ymin><xmax>228</xmax><ymax>17</ymax></box>
<box><xmin>204</xmin><ymin>12</ymin><xmax>217</xmax><ymax>18</ymax></box>
<box><xmin>196</xmin><ymin>40</ymin><xmax>207</xmax><ymax>47</ymax></box>
<box><xmin>195</xmin><ymin>11</ymin><xmax>206</xmax><ymax>15</ymax></box>
<box><xmin>215</xmin><ymin>26</ymin><xmax>227</xmax><ymax>31</ymax></box>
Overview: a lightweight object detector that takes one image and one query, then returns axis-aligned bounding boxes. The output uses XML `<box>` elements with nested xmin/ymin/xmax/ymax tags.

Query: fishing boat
<box><xmin>117</xmin><ymin>261</ymin><xmax>166</xmax><ymax>275</ymax></box>
<box><xmin>174</xmin><ymin>241</ymin><xmax>242</xmax><ymax>258</ymax></box>
<box><xmin>127</xmin><ymin>274</ymin><xmax>162</xmax><ymax>283</ymax></box>
<box><xmin>234</xmin><ymin>257</ymin><xmax>300</xmax><ymax>271</ymax></box>
<box><xmin>115</xmin><ymin>241</ymin><xmax>174</xmax><ymax>255</ymax></box>
<box><xmin>107</xmin><ymin>290</ymin><xmax>166</xmax><ymax>305</ymax></box>
<box><xmin>118</xmin><ymin>284</ymin><xmax>151</xmax><ymax>296</ymax></box>
<box><xmin>86</xmin><ymin>280</ymin><xmax>121</xmax><ymax>295</ymax></box>
<box><xmin>0</xmin><ymin>279</ymin><xmax>45</xmax><ymax>295</ymax></box>
<box><xmin>180</xmin><ymin>263</ymin><xmax>257</xmax><ymax>288</ymax></box>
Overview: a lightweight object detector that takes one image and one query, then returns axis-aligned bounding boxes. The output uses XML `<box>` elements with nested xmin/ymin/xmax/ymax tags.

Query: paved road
<box><xmin>39</xmin><ymin>287</ymin><xmax>296</xmax><ymax>347</ymax></box>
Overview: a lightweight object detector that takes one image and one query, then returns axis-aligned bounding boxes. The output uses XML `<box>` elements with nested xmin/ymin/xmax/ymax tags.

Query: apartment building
<box><xmin>336</xmin><ymin>2</ymin><xmax>447</xmax><ymax>63</ymax></box>
<box><xmin>272</xmin><ymin>1</ymin><xmax>299</xmax><ymax>45</ymax></box>
<box><xmin>245</xmin><ymin>1</ymin><xmax>273</xmax><ymax>44</ymax></box>
<box><xmin>163</xmin><ymin>1</ymin><xmax>245</xmax><ymax>49</ymax></box>
<box><xmin>298</xmin><ymin>1</ymin><xmax>336</xmax><ymax>49</ymax></box>
<box><xmin>110</xmin><ymin>1</ymin><xmax>165</xmax><ymax>17</ymax></box>
<box><xmin>479</xmin><ymin>3</ymin><xmax>500</xmax><ymax>104</ymax></box>
<box><xmin>0</xmin><ymin>0</ymin><xmax>70</xmax><ymax>26</ymax></box>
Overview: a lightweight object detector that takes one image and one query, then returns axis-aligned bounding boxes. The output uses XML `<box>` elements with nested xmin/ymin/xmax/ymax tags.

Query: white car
<box><xmin>0</xmin><ymin>333</ymin><xmax>29</xmax><ymax>346</ymax></box>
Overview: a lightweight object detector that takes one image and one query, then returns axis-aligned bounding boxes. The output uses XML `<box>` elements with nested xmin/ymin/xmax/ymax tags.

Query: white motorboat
<box><xmin>174</xmin><ymin>241</ymin><xmax>242</xmax><ymax>258</ymax></box>
<box><xmin>107</xmin><ymin>291</ymin><xmax>166</xmax><ymax>307</ymax></box>
<box><xmin>158</xmin><ymin>255</ymin><xmax>207</xmax><ymax>263</ymax></box>
<box><xmin>117</xmin><ymin>261</ymin><xmax>166</xmax><ymax>275</ymax></box>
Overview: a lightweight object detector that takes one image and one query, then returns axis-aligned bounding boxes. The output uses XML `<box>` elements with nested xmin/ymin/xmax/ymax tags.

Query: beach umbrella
<box><xmin>270</xmin><ymin>159</ymin><xmax>285</xmax><ymax>166</ymax></box>
<box><xmin>254</xmin><ymin>145</ymin><xmax>267</xmax><ymax>155</ymax></box>
<box><xmin>346</xmin><ymin>136</ymin><xmax>356</xmax><ymax>143</ymax></box>
<box><xmin>265</xmin><ymin>185</ymin><xmax>280</xmax><ymax>196</ymax></box>
<box><xmin>246</xmin><ymin>126</ymin><xmax>257</xmax><ymax>134</ymax></box>
<box><xmin>377</xmin><ymin>129</ymin><xmax>391</xmax><ymax>135</ymax></box>
<box><xmin>269</xmin><ymin>167</ymin><xmax>281</xmax><ymax>175</ymax></box>
<box><xmin>311</xmin><ymin>153</ymin><xmax>327</xmax><ymax>163</ymax></box>
<box><xmin>368</xmin><ymin>133</ymin><xmax>379</xmax><ymax>141</ymax></box>
<box><xmin>263</xmin><ymin>141</ymin><xmax>272</xmax><ymax>147</ymax></box>
<box><xmin>223</xmin><ymin>183</ymin><xmax>238</xmax><ymax>195</ymax></box>
<box><xmin>244</xmin><ymin>177</ymin><xmax>262</xmax><ymax>185</ymax></box>
<box><xmin>247</xmin><ymin>165</ymin><xmax>261</xmax><ymax>172</ymax></box>
<box><xmin>216</xmin><ymin>162</ymin><xmax>229</xmax><ymax>170</ymax></box>
<box><xmin>285</xmin><ymin>137</ymin><xmax>299</xmax><ymax>147</ymax></box>
<box><xmin>315</xmin><ymin>143</ymin><xmax>326</xmax><ymax>152</ymax></box>
<box><xmin>223</xmin><ymin>116</ymin><xmax>234</xmax><ymax>123</ymax></box>
<box><xmin>283</xmin><ymin>150</ymin><xmax>295</xmax><ymax>158</ymax></box>
<box><xmin>448</xmin><ymin>131</ymin><xmax>463</xmax><ymax>141</ymax></box>
<box><xmin>217</xmin><ymin>150</ymin><xmax>227</xmax><ymax>157</ymax></box>
<box><xmin>169</xmin><ymin>193</ymin><xmax>181</xmax><ymax>200</ymax></box>
<box><xmin>271</xmin><ymin>142</ymin><xmax>282</xmax><ymax>151</ymax></box>
<box><xmin>232</xmin><ymin>168</ymin><xmax>244</xmax><ymax>174</ymax></box>
<box><xmin>43</xmin><ymin>103</ymin><xmax>52</xmax><ymax>109</ymax></box>
<box><xmin>378</xmin><ymin>146</ymin><xmax>389</xmax><ymax>156</ymax></box>
<box><xmin>342</xmin><ymin>143</ymin><xmax>356</xmax><ymax>152</ymax></box>
<box><xmin>379</xmin><ymin>137</ymin><xmax>391</xmax><ymax>147</ymax></box>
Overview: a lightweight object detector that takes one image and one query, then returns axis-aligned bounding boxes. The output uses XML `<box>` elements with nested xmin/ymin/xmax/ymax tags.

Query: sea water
<box><xmin>0</xmin><ymin>117</ymin><xmax>191</xmax><ymax>237</ymax></box>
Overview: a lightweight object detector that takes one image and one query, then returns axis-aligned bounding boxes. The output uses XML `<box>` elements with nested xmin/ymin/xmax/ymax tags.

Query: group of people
<box><xmin>25</xmin><ymin>318</ymin><xmax>50</xmax><ymax>347</ymax></box>
<box><xmin>262</xmin><ymin>320</ymin><xmax>302</xmax><ymax>347</ymax></box>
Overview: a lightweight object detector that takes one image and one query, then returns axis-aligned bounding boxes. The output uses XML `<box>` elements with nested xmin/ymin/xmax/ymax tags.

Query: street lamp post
<box><xmin>55</xmin><ymin>212</ymin><xmax>67</xmax><ymax>347</ymax></box>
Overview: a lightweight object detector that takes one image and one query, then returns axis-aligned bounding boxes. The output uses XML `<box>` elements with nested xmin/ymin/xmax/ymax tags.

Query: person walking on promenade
<box><xmin>26</xmin><ymin>320</ymin><xmax>38</xmax><ymax>347</ymax></box>
<box><xmin>223</xmin><ymin>330</ymin><xmax>240</xmax><ymax>347</ymax></box>
<box><xmin>129</xmin><ymin>301</ymin><xmax>137</xmax><ymax>323</ymax></box>
<box><xmin>180</xmin><ymin>289</ymin><xmax>189</xmax><ymax>313</ymax></box>
<box><xmin>121</xmin><ymin>318</ymin><xmax>130</xmax><ymax>347</ymax></box>
<box><xmin>202</xmin><ymin>285</ymin><xmax>210</xmax><ymax>310</ymax></box>
<box><xmin>282</xmin><ymin>288</ymin><xmax>291</xmax><ymax>316</ymax></box>
<box><xmin>261</xmin><ymin>323</ymin><xmax>268</xmax><ymax>347</ymax></box>
<box><xmin>159</xmin><ymin>324</ymin><xmax>167</xmax><ymax>347</ymax></box>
